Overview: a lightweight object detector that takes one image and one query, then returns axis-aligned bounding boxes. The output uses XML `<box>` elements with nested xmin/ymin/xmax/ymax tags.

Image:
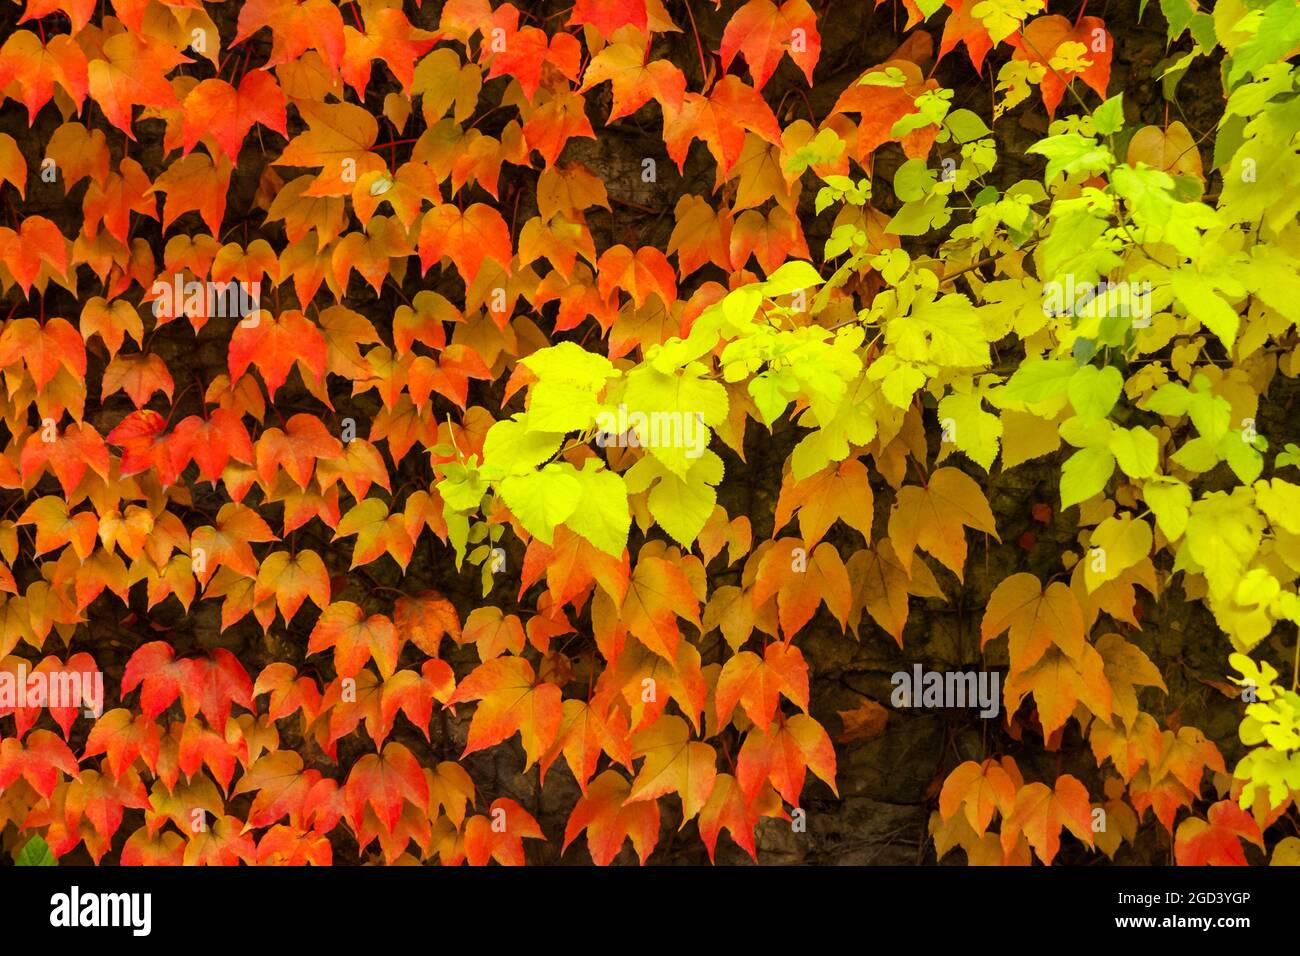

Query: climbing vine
<box><xmin>0</xmin><ymin>0</ymin><xmax>1296</xmax><ymax>866</ymax></box>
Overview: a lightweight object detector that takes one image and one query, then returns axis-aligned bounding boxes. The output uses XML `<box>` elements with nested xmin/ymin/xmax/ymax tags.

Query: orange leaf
<box><xmin>182</xmin><ymin>73</ymin><xmax>288</xmax><ymax>163</ymax></box>
<box><xmin>626</xmin><ymin>714</ymin><xmax>717</xmax><ymax>822</ymax></box>
<box><xmin>981</xmin><ymin>572</ymin><xmax>1086</xmax><ymax>671</ymax></box>
<box><xmin>308</xmin><ymin>602</ymin><xmax>401</xmax><ymax>679</ymax></box>
<box><xmin>1000</xmin><ymin>775</ymin><xmax>1094</xmax><ymax>865</ymax></box>
<box><xmin>1009</xmin><ymin>15</ymin><xmax>1112</xmax><ymax>118</ymax></box>
<box><xmin>1174</xmin><ymin>800</ymin><xmax>1264</xmax><ymax>866</ymax></box>
<box><xmin>735</xmin><ymin>713</ymin><xmax>837</xmax><ymax>804</ymax></box>
<box><xmin>720</xmin><ymin>0</ymin><xmax>821</xmax><ymax>90</ymax></box>
<box><xmin>87</xmin><ymin>32</ymin><xmax>188</xmax><ymax>138</ymax></box>
<box><xmin>715</xmin><ymin>642</ymin><xmax>809</xmax><ymax>728</ymax></box>
<box><xmin>887</xmin><ymin>466</ymin><xmax>999</xmax><ymax>580</ymax></box>
<box><xmin>417</xmin><ymin>202</ymin><xmax>512</xmax><ymax>285</ymax></box>
<box><xmin>228</xmin><ymin>310</ymin><xmax>327</xmax><ymax>397</ymax></box>
<box><xmin>562</xmin><ymin>769</ymin><xmax>659</xmax><ymax>865</ymax></box>
<box><xmin>343</xmin><ymin>741</ymin><xmax>429</xmax><ymax>832</ymax></box>
<box><xmin>445</xmin><ymin>655</ymin><xmax>563</xmax><ymax>767</ymax></box>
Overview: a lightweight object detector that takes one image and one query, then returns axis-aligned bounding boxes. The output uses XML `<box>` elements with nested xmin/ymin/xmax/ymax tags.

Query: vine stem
<box><xmin>1292</xmin><ymin>630</ymin><xmax>1299</xmax><ymax>692</ymax></box>
<box><xmin>681</xmin><ymin>0</ymin><xmax>710</xmax><ymax>90</ymax></box>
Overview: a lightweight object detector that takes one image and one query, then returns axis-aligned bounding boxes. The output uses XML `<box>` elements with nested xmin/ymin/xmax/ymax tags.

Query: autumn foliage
<box><xmin>0</xmin><ymin>0</ymin><xmax>1297</xmax><ymax>867</ymax></box>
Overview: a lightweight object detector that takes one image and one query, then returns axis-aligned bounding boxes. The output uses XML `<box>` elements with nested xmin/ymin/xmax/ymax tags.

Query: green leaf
<box><xmin>1093</xmin><ymin>93</ymin><xmax>1125</xmax><ymax>135</ymax></box>
<box><xmin>1160</xmin><ymin>0</ymin><xmax>1195</xmax><ymax>41</ymax></box>
<box><xmin>894</xmin><ymin>159</ymin><xmax>937</xmax><ymax>202</ymax></box>
<box><xmin>783</xmin><ymin>128</ymin><xmax>845</xmax><ymax>176</ymax></box>
<box><xmin>1143</xmin><ymin>381</ymin><xmax>1191</xmax><ymax>417</ymax></box>
<box><xmin>938</xmin><ymin>391</ymin><xmax>1003</xmax><ymax>470</ymax></box>
<box><xmin>15</xmin><ymin>835</ymin><xmax>55</xmax><ymax>866</ymax></box>
<box><xmin>1143</xmin><ymin>478</ymin><xmax>1191</xmax><ymax>541</ymax></box>
<box><xmin>1067</xmin><ymin>364</ymin><xmax>1123</xmax><ymax>423</ymax></box>
<box><xmin>860</xmin><ymin>66</ymin><xmax>907</xmax><ymax>87</ymax></box>
<box><xmin>1170</xmin><ymin>268</ymin><xmax>1241</xmax><ymax>349</ymax></box>
<box><xmin>886</xmin><ymin>194</ymin><xmax>951</xmax><ymax>235</ymax></box>
<box><xmin>1003</xmin><ymin>358</ymin><xmax>1076</xmax><ymax>403</ymax></box>
<box><xmin>482</xmin><ymin>417</ymin><xmax>564</xmax><ymax>474</ymax></box>
<box><xmin>763</xmin><ymin>260</ymin><xmax>825</xmax><ymax>297</ymax></box>
<box><xmin>498</xmin><ymin>463</ymin><xmax>582</xmax><ymax>544</ymax></box>
<box><xmin>621</xmin><ymin>362</ymin><xmax>728</xmax><ymax>477</ymax></box>
<box><xmin>1276</xmin><ymin>443</ymin><xmax>1300</xmax><ymax>471</ymax></box>
<box><xmin>887</xmin><ymin>293</ymin><xmax>990</xmax><ymax>367</ymax></box>
<box><xmin>790</xmin><ymin>375</ymin><xmax>879</xmax><ymax>479</ymax></box>
<box><xmin>1110</xmin><ymin>426</ymin><xmax>1159</xmax><ymax>478</ymax></box>
<box><xmin>625</xmin><ymin>451</ymin><xmax>723</xmax><ymax>548</ymax></box>
<box><xmin>946</xmin><ymin>108</ymin><xmax>991</xmax><ymax>144</ymax></box>
<box><xmin>1041</xmin><ymin>207</ymin><xmax>1120</xmax><ymax>279</ymax></box>
<box><xmin>749</xmin><ymin>368</ymin><xmax>797</xmax><ymax>426</ymax></box>
<box><xmin>563</xmin><ymin>460</ymin><xmax>631</xmax><ymax>556</ymax></box>
<box><xmin>1026</xmin><ymin>133</ymin><xmax>1114</xmax><ymax>184</ymax></box>
<box><xmin>1223</xmin><ymin>431</ymin><xmax>1265</xmax><ymax>484</ymax></box>
<box><xmin>519</xmin><ymin>341</ymin><xmax>617</xmax><ymax>390</ymax></box>
<box><xmin>1189</xmin><ymin>12</ymin><xmax>1215</xmax><ymax>51</ymax></box>
<box><xmin>1226</xmin><ymin>0</ymin><xmax>1300</xmax><ymax>85</ymax></box>
<box><xmin>1061</xmin><ymin>445</ymin><xmax>1116</xmax><ymax>508</ymax></box>
<box><xmin>518</xmin><ymin>342</ymin><xmax>619</xmax><ymax>432</ymax></box>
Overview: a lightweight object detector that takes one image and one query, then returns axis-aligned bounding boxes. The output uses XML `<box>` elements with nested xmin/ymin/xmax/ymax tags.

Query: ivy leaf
<box><xmin>1000</xmin><ymin>775</ymin><xmax>1094</xmax><ymax>864</ymax></box>
<box><xmin>562</xmin><ymin>770</ymin><xmax>659</xmax><ymax>865</ymax></box>
<box><xmin>15</xmin><ymin>834</ymin><xmax>56</xmax><ymax>866</ymax></box>
<box><xmin>752</xmin><ymin>538</ymin><xmax>851</xmax><ymax>638</ymax></box>
<box><xmin>982</xmin><ymin>572</ymin><xmax>1086</xmax><ymax>672</ymax></box>
<box><xmin>1174</xmin><ymin>800</ymin><xmax>1265</xmax><ymax>865</ymax></box>
<box><xmin>620</xmin><ymin>555</ymin><xmax>701</xmax><ymax>661</ymax></box>
<box><xmin>581</xmin><ymin>43</ymin><xmax>685</xmax><ymax>123</ymax></box>
<box><xmin>888</xmin><ymin>467</ymin><xmax>999</xmax><ymax>580</ymax></box>
<box><xmin>939</xmin><ymin>758</ymin><xmax>1019</xmax><ymax>837</ymax></box>
<box><xmin>662</xmin><ymin>76</ymin><xmax>782</xmax><ymax>176</ymax></box>
<box><xmin>87</xmin><ymin>32</ymin><xmax>187</xmax><ymax>137</ymax></box>
<box><xmin>274</xmin><ymin>100</ymin><xmax>382</xmax><ymax>196</ymax></box>
<box><xmin>254</xmin><ymin>550</ymin><xmax>331</xmax><ymax>625</ymax></box>
<box><xmin>307</xmin><ymin>602</ymin><xmax>401</xmax><ymax>679</ymax></box>
<box><xmin>0</xmin><ymin>730</ymin><xmax>78</xmax><ymax>799</ymax></box>
<box><xmin>418</xmin><ymin>203</ymin><xmax>513</xmax><ymax>285</ymax></box>
<box><xmin>626</xmin><ymin>714</ymin><xmax>717</xmax><ymax>823</ymax></box>
<box><xmin>182</xmin><ymin>73</ymin><xmax>288</xmax><ymax>163</ymax></box>
<box><xmin>343</xmin><ymin>741</ymin><xmax>429</xmax><ymax>833</ymax></box>
<box><xmin>568</xmin><ymin>0</ymin><xmax>648</xmax><ymax>38</ymax></box>
<box><xmin>499</xmin><ymin>463</ymin><xmax>583</xmax><ymax>546</ymax></box>
<box><xmin>698</xmin><ymin>773</ymin><xmax>783</xmax><ymax>862</ymax></box>
<box><xmin>720</xmin><ymin>0</ymin><xmax>821</xmax><ymax>91</ymax></box>
<box><xmin>735</xmin><ymin>714</ymin><xmax>837</xmax><ymax>804</ymax></box>
<box><xmin>1060</xmin><ymin>444</ymin><xmax>1116</xmax><ymax>509</ymax></box>
<box><xmin>1085</xmin><ymin>515</ymin><xmax>1153</xmax><ymax>592</ymax></box>
<box><xmin>715</xmin><ymin>643</ymin><xmax>809</xmax><ymax>728</ymax></box>
<box><xmin>445</xmin><ymin>656</ymin><xmax>563</xmax><ymax>768</ymax></box>
<box><xmin>0</xmin><ymin>32</ymin><xmax>88</xmax><ymax>125</ymax></box>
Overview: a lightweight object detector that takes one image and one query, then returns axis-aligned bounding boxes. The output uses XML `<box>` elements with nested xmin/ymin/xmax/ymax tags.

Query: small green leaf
<box><xmin>1093</xmin><ymin>94</ymin><xmax>1125</xmax><ymax>135</ymax></box>
<box><xmin>15</xmin><ymin>835</ymin><xmax>55</xmax><ymax>867</ymax></box>
<box><xmin>1026</xmin><ymin>133</ymin><xmax>1114</xmax><ymax>184</ymax></box>
<box><xmin>1067</xmin><ymin>364</ymin><xmax>1123</xmax><ymax>423</ymax></box>
<box><xmin>1003</xmin><ymin>359</ymin><xmax>1076</xmax><ymax>403</ymax></box>
<box><xmin>1110</xmin><ymin>426</ymin><xmax>1159</xmax><ymax>478</ymax></box>
<box><xmin>946</xmin><ymin>108</ymin><xmax>991</xmax><ymax>144</ymax></box>
<box><xmin>894</xmin><ymin>159</ymin><xmax>937</xmax><ymax>203</ymax></box>
<box><xmin>1061</xmin><ymin>445</ymin><xmax>1116</xmax><ymax>509</ymax></box>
